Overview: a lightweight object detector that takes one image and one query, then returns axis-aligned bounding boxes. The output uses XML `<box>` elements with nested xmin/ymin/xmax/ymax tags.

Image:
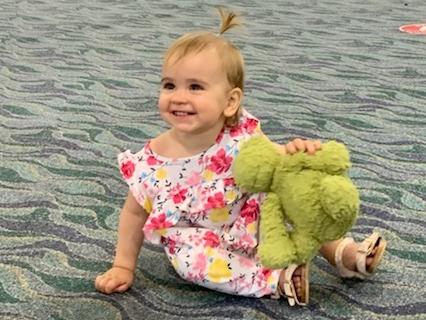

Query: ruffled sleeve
<box><xmin>226</xmin><ymin>109</ymin><xmax>262</xmax><ymax>143</ymax></box>
<box><xmin>117</xmin><ymin>150</ymin><xmax>151</xmax><ymax>213</ymax></box>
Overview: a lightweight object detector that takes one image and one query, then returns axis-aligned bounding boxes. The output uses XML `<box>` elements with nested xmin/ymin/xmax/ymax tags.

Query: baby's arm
<box><xmin>95</xmin><ymin>191</ymin><xmax>149</xmax><ymax>294</ymax></box>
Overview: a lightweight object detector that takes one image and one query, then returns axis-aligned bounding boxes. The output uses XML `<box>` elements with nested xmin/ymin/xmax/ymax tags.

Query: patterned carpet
<box><xmin>1</xmin><ymin>0</ymin><xmax>425</xmax><ymax>319</ymax></box>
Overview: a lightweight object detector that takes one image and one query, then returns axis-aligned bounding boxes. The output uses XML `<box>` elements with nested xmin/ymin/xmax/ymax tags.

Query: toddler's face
<box><xmin>159</xmin><ymin>47</ymin><xmax>233</xmax><ymax>135</ymax></box>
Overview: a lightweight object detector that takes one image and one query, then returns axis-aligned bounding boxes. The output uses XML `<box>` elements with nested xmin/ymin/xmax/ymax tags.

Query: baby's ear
<box><xmin>224</xmin><ymin>87</ymin><xmax>243</xmax><ymax>118</ymax></box>
<box><xmin>233</xmin><ymin>135</ymin><xmax>281</xmax><ymax>192</ymax></box>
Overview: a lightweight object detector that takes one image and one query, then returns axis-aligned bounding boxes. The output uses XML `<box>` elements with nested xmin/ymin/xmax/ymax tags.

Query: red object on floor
<box><xmin>399</xmin><ymin>24</ymin><xmax>426</xmax><ymax>35</ymax></box>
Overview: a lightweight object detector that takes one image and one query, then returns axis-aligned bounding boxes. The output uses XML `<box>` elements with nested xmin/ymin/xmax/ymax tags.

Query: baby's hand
<box><xmin>95</xmin><ymin>266</ymin><xmax>134</xmax><ymax>294</ymax></box>
<box><xmin>284</xmin><ymin>138</ymin><xmax>321</xmax><ymax>155</ymax></box>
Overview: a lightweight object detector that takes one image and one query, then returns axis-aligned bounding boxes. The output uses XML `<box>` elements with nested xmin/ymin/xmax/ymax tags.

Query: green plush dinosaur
<box><xmin>234</xmin><ymin>135</ymin><xmax>360</xmax><ymax>269</ymax></box>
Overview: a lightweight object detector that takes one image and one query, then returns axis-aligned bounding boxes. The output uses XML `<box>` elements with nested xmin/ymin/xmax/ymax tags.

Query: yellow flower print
<box><xmin>246</xmin><ymin>221</ymin><xmax>257</xmax><ymax>235</ymax></box>
<box><xmin>225</xmin><ymin>190</ymin><xmax>237</xmax><ymax>202</ymax></box>
<box><xmin>155</xmin><ymin>228</ymin><xmax>167</xmax><ymax>236</ymax></box>
<box><xmin>202</xmin><ymin>169</ymin><xmax>215</xmax><ymax>181</ymax></box>
<box><xmin>209</xmin><ymin>207</ymin><xmax>230</xmax><ymax>223</ymax></box>
<box><xmin>155</xmin><ymin>167</ymin><xmax>167</xmax><ymax>180</ymax></box>
<box><xmin>143</xmin><ymin>197</ymin><xmax>152</xmax><ymax>214</ymax></box>
<box><xmin>204</xmin><ymin>247</ymin><xmax>216</xmax><ymax>258</ymax></box>
<box><xmin>171</xmin><ymin>257</ymin><xmax>179</xmax><ymax>270</ymax></box>
<box><xmin>267</xmin><ymin>272</ymin><xmax>277</xmax><ymax>287</ymax></box>
<box><xmin>207</xmin><ymin>258</ymin><xmax>232</xmax><ymax>283</ymax></box>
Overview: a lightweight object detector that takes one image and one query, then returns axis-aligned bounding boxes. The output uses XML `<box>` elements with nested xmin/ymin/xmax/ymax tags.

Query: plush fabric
<box><xmin>234</xmin><ymin>136</ymin><xmax>359</xmax><ymax>268</ymax></box>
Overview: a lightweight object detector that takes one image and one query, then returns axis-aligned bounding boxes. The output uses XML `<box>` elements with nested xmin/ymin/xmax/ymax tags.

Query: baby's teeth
<box><xmin>174</xmin><ymin>111</ymin><xmax>190</xmax><ymax>116</ymax></box>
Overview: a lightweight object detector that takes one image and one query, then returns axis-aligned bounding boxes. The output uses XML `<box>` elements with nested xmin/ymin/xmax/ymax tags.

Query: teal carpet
<box><xmin>1</xmin><ymin>0</ymin><xmax>425</xmax><ymax>319</ymax></box>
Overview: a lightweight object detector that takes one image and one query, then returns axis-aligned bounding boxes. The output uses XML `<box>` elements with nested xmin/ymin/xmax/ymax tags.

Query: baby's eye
<box><xmin>189</xmin><ymin>83</ymin><xmax>204</xmax><ymax>91</ymax></box>
<box><xmin>162</xmin><ymin>82</ymin><xmax>175</xmax><ymax>90</ymax></box>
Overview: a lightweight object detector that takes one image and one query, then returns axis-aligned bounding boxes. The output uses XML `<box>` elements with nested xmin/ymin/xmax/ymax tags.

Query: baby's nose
<box><xmin>171</xmin><ymin>89</ymin><xmax>189</xmax><ymax>104</ymax></box>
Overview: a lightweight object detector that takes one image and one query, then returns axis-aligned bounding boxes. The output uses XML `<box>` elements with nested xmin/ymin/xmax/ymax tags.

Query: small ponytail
<box><xmin>217</xmin><ymin>7</ymin><xmax>242</xmax><ymax>35</ymax></box>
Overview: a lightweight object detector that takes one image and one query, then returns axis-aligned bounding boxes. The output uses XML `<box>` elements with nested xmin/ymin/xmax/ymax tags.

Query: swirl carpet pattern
<box><xmin>1</xmin><ymin>0</ymin><xmax>425</xmax><ymax>319</ymax></box>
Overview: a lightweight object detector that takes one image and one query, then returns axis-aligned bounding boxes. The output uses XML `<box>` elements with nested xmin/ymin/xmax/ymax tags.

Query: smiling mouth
<box><xmin>172</xmin><ymin>111</ymin><xmax>196</xmax><ymax>117</ymax></box>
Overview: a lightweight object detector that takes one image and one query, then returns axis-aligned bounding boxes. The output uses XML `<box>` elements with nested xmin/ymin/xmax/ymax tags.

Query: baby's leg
<box><xmin>321</xmin><ymin>239</ymin><xmax>361</xmax><ymax>269</ymax></box>
<box><xmin>166</xmin><ymin>241</ymin><xmax>309</xmax><ymax>304</ymax></box>
<box><xmin>164</xmin><ymin>240</ymin><xmax>281</xmax><ymax>298</ymax></box>
<box><xmin>320</xmin><ymin>233</ymin><xmax>386</xmax><ymax>278</ymax></box>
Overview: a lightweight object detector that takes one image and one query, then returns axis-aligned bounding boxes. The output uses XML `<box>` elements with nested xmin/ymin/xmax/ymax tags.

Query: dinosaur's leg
<box><xmin>258</xmin><ymin>193</ymin><xmax>297</xmax><ymax>268</ymax></box>
<box><xmin>291</xmin><ymin>230</ymin><xmax>321</xmax><ymax>264</ymax></box>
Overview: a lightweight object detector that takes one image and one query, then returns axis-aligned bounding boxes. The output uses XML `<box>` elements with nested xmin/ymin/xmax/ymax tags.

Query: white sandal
<box><xmin>275</xmin><ymin>264</ymin><xmax>309</xmax><ymax>306</ymax></box>
<box><xmin>335</xmin><ymin>232</ymin><xmax>387</xmax><ymax>279</ymax></box>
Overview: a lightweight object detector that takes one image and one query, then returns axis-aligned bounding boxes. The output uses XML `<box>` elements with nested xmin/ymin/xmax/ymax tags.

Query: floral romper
<box><xmin>117</xmin><ymin>110</ymin><xmax>281</xmax><ymax>298</ymax></box>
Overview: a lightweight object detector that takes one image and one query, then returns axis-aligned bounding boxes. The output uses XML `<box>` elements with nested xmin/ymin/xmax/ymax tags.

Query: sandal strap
<box><xmin>283</xmin><ymin>264</ymin><xmax>298</xmax><ymax>306</ymax></box>
<box><xmin>335</xmin><ymin>237</ymin><xmax>364</xmax><ymax>278</ymax></box>
<box><xmin>356</xmin><ymin>232</ymin><xmax>381</xmax><ymax>276</ymax></box>
<box><xmin>280</xmin><ymin>264</ymin><xmax>308</xmax><ymax>306</ymax></box>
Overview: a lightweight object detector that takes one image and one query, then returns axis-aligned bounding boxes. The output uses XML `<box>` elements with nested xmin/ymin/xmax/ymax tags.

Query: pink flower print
<box><xmin>238</xmin><ymin>234</ymin><xmax>255</xmax><ymax>250</ymax></box>
<box><xmin>238</xmin><ymin>256</ymin><xmax>255</xmax><ymax>269</ymax></box>
<box><xmin>167</xmin><ymin>239</ymin><xmax>177</xmax><ymax>254</ymax></box>
<box><xmin>193</xmin><ymin>252</ymin><xmax>207</xmax><ymax>273</ymax></box>
<box><xmin>262</xmin><ymin>268</ymin><xmax>272</xmax><ymax>278</ymax></box>
<box><xmin>230</xmin><ymin>276</ymin><xmax>251</xmax><ymax>294</ymax></box>
<box><xmin>170</xmin><ymin>184</ymin><xmax>188</xmax><ymax>204</ymax></box>
<box><xmin>147</xmin><ymin>155</ymin><xmax>162</xmax><ymax>166</ymax></box>
<box><xmin>207</xmin><ymin>148</ymin><xmax>232</xmax><ymax>174</ymax></box>
<box><xmin>186</xmin><ymin>172</ymin><xmax>202</xmax><ymax>186</ymax></box>
<box><xmin>256</xmin><ymin>267</ymin><xmax>273</xmax><ymax>287</ymax></box>
<box><xmin>189</xmin><ymin>234</ymin><xmax>203</xmax><ymax>247</ymax></box>
<box><xmin>229</xmin><ymin>124</ymin><xmax>243</xmax><ymax>137</ymax></box>
<box><xmin>242</xmin><ymin>118</ymin><xmax>259</xmax><ymax>134</ymax></box>
<box><xmin>223</xmin><ymin>177</ymin><xmax>235</xmax><ymax>187</ymax></box>
<box><xmin>147</xmin><ymin>213</ymin><xmax>173</xmax><ymax>230</ymax></box>
<box><xmin>215</xmin><ymin>128</ymin><xmax>225</xmax><ymax>143</ymax></box>
<box><xmin>203</xmin><ymin>231</ymin><xmax>220</xmax><ymax>248</ymax></box>
<box><xmin>187</xmin><ymin>272</ymin><xmax>204</xmax><ymax>283</ymax></box>
<box><xmin>120</xmin><ymin>161</ymin><xmax>135</xmax><ymax>179</ymax></box>
<box><xmin>205</xmin><ymin>192</ymin><xmax>225</xmax><ymax>209</ymax></box>
<box><xmin>240</xmin><ymin>199</ymin><xmax>260</xmax><ymax>224</ymax></box>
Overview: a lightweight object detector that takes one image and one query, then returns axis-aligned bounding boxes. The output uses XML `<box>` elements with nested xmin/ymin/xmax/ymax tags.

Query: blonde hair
<box><xmin>163</xmin><ymin>7</ymin><xmax>244</xmax><ymax>126</ymax></box>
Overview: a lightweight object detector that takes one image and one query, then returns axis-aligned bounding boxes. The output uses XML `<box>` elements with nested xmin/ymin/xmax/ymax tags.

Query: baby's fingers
<box><xmin>293</xmin><ymin>138</ymin><xmax>306</xmax><ymax>152</ymax></box>
<box><xmin>95</xmin><ymin>274</ymin><xmax>106</xmax><ymax>292</ymax></box>
<box><xmin>95</xmin><ymin>274</ymin><xmax>122</xmax><ymax>294</ymax></box>
<box><xmin>286</xmin><ymin>139</ymin><xmax>322</xmax><ymax>155</ymax></box>
<box><xmin>314</xmin><ymin>140</ymin><xmax>321</xmax><ymax>150</ymax></box>
<box><xmin>285</xmin><ymin>141</ymin><xmax>298</xmax><ymax>154</ymax></box>
<box><xmin>286</xmin><ymin>138</ymin><xmax>307</xmax><ymax>154</ymax></box>
<box><xmin>103</xmin><ymin>277</ymin><xmax>127</xmax><ymax>294</ymax></box>
<box><xmin>116</xmin><ymin>282</ymin><xmax>131</xmax><ymax>293</ymax></box>
<box><xmin>306</xmin><ymin>140</ymin><xmax>322</xmax><ymax>155</ymax></box>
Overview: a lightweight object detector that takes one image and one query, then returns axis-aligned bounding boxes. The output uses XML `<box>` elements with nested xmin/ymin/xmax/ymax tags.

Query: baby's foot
<box><xmin>278</xmin><ymin>264</ymin><xmax>309</xmax><ymax>306</ymax></box>
<box><xmin>279</xmin><ymin>266</ymin><xmax>302</xmax><ymax>295</ymax></box>
<box><xmin>341</xmin><ymin>242</ymin><xmax>376</xmax><ymax>272</ymax></box>
<box><xmin>334</xmin><ymin>233</ymin><xmax>387</xmax><ymax>279</ymax></box>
